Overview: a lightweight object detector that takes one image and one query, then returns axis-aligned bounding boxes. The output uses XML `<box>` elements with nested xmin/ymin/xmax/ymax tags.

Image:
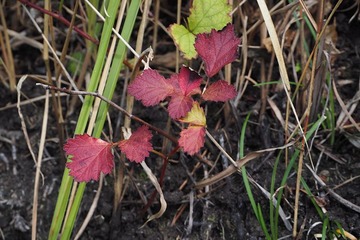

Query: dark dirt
<box><xmin>1</xmin><ymin>1</ymin><xmax>360</xmax><ymax>240</ymax></box>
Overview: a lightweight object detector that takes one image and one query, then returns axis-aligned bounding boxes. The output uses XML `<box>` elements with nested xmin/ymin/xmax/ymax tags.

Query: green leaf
<box><xmin>188</xmin><ymin>0</ymin><xmax>232</xmax><ymax>34</ymax></box>
<box><xmin>170</xmin><ymin>24</ymin><xmax>197</xmax><ymax>59</ymax></box>
<box><xmin>169</xmin><ymin>0</ymin><xmax>232</xmax><ymax>59</ymax></box>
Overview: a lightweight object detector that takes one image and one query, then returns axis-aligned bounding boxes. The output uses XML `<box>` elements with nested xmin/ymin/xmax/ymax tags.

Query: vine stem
<box><xmin>36</xmin><ymin>83</ymin><xmax>179</xmax><ymax>144</ymax></box>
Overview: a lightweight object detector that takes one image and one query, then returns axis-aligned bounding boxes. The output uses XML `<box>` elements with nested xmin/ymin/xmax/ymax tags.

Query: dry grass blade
<box><xmin>0</xmin><ymin>3</ymin><xmax>16</xmax><ymax>91</ymax></box>
<box><xmin>333</xmin><ymin>175</ymin><xmax>360</xmax><ymax>191</ymax></box>
<box><xmin>0</xmin><ymin>92</ymin><xmax>67</xmax><ymax>111</ymax></box>
<box><xmin>234</xmin><ymin>11</ymin><xmax>248</xmax><ymax>106</ymax></box>
<box><xmin>0</xmin><ymin>26</ymin><xmax>72</xmax><ymax>59</ymax></box>
<box><xmin>21</xmin><ymin>4</ymin><xmax>83</xmax><ymax>101</ymax></box>
<box><xmin>206</xmin><ymin>130</ymin><xmax>237</xmax><ymax>167</ymax></box>
<box><xmin>313</xmin><ymin>143</ymin><xmax>347</xmax><ymax>164</ymax></box>
<box><xmin>256</xmin><ymin>0</ymin><xmax>308</xmax><ymax>151</ymax></box>
<box><xmin>305</xmin><ymin>164</ymin><xmax>360</xmax><ymax>214</ymax></box>
<box><xmin>309</xmin><ymin>32</ymin><xmax>326</xmax><ymax>123</ymax></box>
<box><xmin>298</xmin><ymin>0</ymin><xmax>317</xmax><ymax>31</ymax></box>
<box><xmin>256</xmin><ymin>0</ymin><xmax>290</xmax><ymax>91</ymax></box>
<box><xmin>333</xmin><ymin>81</ymin><xmax>360</xmax><ymax>132</ymax></box>
<box><xmin>195</xmin><ymin>141</ymin><xmax>295</xmax><ymax>189</ymax></box>
<box><xmin>17</xmin><ymin>75</ymin><xmax>47</xmax><ymax>240</ymax></box>
<box><xmin>74</xmin><ymin>174</ymin><xmax>104</xmax><ymax>240</ymax></box>
<box><xmin>152</xmin><ymin>0</ymin><xmax>161</xmax><ymax>51</ymax></box>
<box><xmin>31</xmin><ymin>89</ymin><xmax>49</xmax><ymax>240</ymax></box>
<box><xmin>16</xmin><ymin>76</ymin><xmax>38</xmax><ymax>166</ymax></box>
<box><xmin>267</xmin><ymin>97</ymin><xmax>296</xmax><ymax>131</ymax></box>
<box><xmin>140</xmin><ymin>161</ymin><xmax>167</xmax><ymax>226</ymax></box>
<box><xmin>335</xmin><ymin>81</ymin><xmax>360</xmax><ymax>130</ymax></box>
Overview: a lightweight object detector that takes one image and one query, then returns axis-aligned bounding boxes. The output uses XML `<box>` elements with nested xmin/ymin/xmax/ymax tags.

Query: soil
<box><xmin>1</xmin><ymin>1</ymin><xmax>360</xmax><ymax>240</ymax></box>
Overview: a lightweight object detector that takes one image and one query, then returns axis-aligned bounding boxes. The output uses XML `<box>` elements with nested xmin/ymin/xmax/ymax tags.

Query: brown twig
<box><xmin>36</xmin><ymin>83</ymin><xmax>179</xmax><ymax>144</ymax></box>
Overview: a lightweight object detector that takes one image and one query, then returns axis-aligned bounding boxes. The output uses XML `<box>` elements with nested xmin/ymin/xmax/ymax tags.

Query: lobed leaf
<box><xmin>188</xmin><ymin>0</ymin><xmax>232</xmax><ymax>34</ymax></box>
<box><xmin>118</xmin><ymin>125</ymin><xmax>153</xmax><ymax>163</ymax></box>
<box><xmin>64</xmin><ymin>134</ymin><xmax>114</xmax><ymax>182</ymax></box>
<box><xmin>202</xmin><ymin>80</ymin><xmax>237</xmax><ymax>102</ymax></box>
<box><xmin>128</xmin><ymin>69</ymin><xmax>174</xmax><ymax>106</ymax></box>
<box><xmin>178</xmin><ymin>126</ymin><xmax>206</xmax><ymax>155</ymax></box>
<box><xmin>195</xmin><ymin>24</ymin><xmax>240</xmax><ymax>77</ymax></box>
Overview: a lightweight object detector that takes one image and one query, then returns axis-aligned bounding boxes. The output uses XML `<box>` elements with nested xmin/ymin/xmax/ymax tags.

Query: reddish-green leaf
<box><xmin>194</xmin><ymin>24</ymin><xmax>240</xmax><ymax>77</ymax></box>
<box><xmin>202</xmin><ymin>80</ymin><xmax>237</xmax><ymax>102</ymax></box>
<box><xmin>179</xmin><ymin>102</ymin><xmax>206</xmax><ymax>126</ymax></box>
<box><xmin>178</xmin><ymin>126</ymin><xmax>206</xmax><ymax>155</ymax></box>
<box><xmin>64</xmin><ymin>134</ymin><xmax>114</xmax><ymax>182</ymax></box>
<box><xmin>118</xmin><ymin>126</ymin><xmax>153</xmax><ymax>163</ymax></box>
<box><xmin>128</xmin><ymin>69</ymin><xmax>174</xmax><ymax>106</ymax></box>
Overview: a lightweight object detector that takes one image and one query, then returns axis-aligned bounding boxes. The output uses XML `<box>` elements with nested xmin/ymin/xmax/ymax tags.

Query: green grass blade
<box><xmin>238</xmin><ymin>112</ymin><xmax>250</xmax><ymax>158</ymax></box>
<box><xmin>274</xmin><ymin>115</ymin><xmax>327</xmax><ymax>236</ymax></box>
<box><xmin>241</xmin><ymin>167</ymin><xmax>259</xmax><ymax>219</ymax></box>
<box><xmin>301</xmin><ymin>177</ymin><xmax>324</xmax><ymax>219</ymax></box>
<box><xmin>322</xmin><ymin>216</ymin><xmax>329</xmax><ymax>240</ymax></box>
<box><xmin>239</xmin><ymin>113</ymin><xmax>258</xmax><ymax>220</ymax></box>
<box><xmin>334</xmin><ymin>220</ymin><xmax>345</xmax><ymax>238</ymax></box>
<box><xmin>48</xmin><ymin>168</ymin><xmax>73</xmax><ymax>238</ymax></box>
<box><xmin>93</xmin><ymin>0</ymin><xmax>141</xmax><ymax>137</ymax></box>
<box><xmin>60</xmin><ymin>182</ymin><xmax>86</xmax><ymax>239</ymax></box>
<box><xmin>326</xmin><ymin>73</ymin><xmax>335</xmax><ymax>146</ymax></box>
<box><xmin>257</xmin><ymin>203</ymin><xmax>271</xmax><ymax>240</ymax></box>
<box><xmin>48</xmin><ymin>0</ymin><xmax>123</xmax><ymax>238</ymax></box>
<box><xmin>269</xmin><ymin>152</ymin><xmax>282</xmax><ymax>239</ymax></box>
<box><xmin>239</xmin><ymin>112</ymin><xmax>269</xmax><ymax>237</ymax></box>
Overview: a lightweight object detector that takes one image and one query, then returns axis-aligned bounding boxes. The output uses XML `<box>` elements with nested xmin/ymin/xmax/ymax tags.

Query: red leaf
<box><xmin>178</xmin><ymin>126</ymin><xmax>206</xmax><ymax>155</ymax></box>
<box><xmin>118</xmin><ymin>126</ymin><xmax>153</xmax><ymax>163</ymax></box>
<box><xmin>64</xmin><ymin>134</ymin><xmax>114</xmax><ymax>182</ymax></box>
<box><xmin>177</xmin><ymin>66</ymin><xmax>202</xmax><ymax>96</ymax></box>
<box><xmin>168</xmin><ymin>92</ymin><xmax>194</xmax><ymax>119</ymax></box>
<box><xmin>194</xmin><ymin>24</ymin><xmax>240</xmax><ymax>78</ymax></box>
<box><xmin>128</xmin><ymin>69</ymin><xmax>174</xmax><ymax>106</ymax></box>
<box><xmin>202</xmin><ymin>80</ymin><xmax>237</xmax><ymax>102</ymax></box>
